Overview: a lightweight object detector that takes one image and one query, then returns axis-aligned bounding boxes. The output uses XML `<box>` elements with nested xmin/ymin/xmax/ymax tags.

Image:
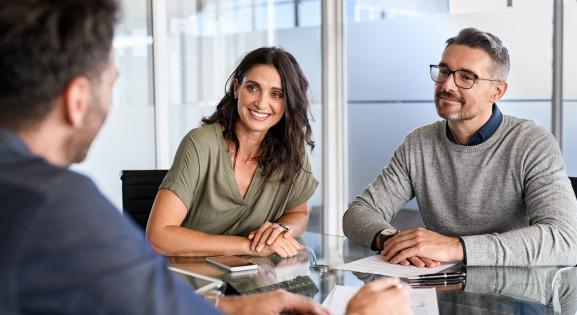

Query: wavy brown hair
<box><xmin>202</xmin><ymin>47</ymin><xmax>314</xmax><ymax>183</ymax></box>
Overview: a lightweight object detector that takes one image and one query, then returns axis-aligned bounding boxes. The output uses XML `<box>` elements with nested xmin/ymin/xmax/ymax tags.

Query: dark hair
<box><xmin>0</xmin><ymin>0</ymin><xmax>119</xmax><ymax>130</ymax></box>
<box><xmin>202</xmin><ymin>47</ymin><xmax>314</xmax><ymax>183</ymax></box>
<box><xmin>446</xmin><ymin>27</ymin><xmax>510</xmax><ymax>80</ymax></box>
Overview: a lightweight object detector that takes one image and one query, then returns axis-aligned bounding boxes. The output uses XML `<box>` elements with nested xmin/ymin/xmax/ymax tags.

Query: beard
<box><xmin>65</xmin><ymin>93</ymin><xmax>108</xmax><ymax>164</ymax></box>
<box><xmin>434</xmin><ymin>90</ymin><xmax>474</xmax><ymax>121</ymax></box>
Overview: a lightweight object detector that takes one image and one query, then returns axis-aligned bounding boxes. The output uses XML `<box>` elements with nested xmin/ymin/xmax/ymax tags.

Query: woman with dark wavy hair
<box><xmin>146</xmin><ymin>47</ymin><xmax>317</xmax><ymax>258</ymax></box>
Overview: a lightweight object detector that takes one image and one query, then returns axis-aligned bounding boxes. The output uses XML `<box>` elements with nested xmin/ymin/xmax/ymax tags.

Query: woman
<box><xmin>146</xmin><ymin>47</ymin><xmax>317</xmax><ymax>258</ymax></box>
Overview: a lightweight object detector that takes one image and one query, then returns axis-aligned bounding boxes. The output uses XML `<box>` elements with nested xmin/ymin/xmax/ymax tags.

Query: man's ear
<box><xmin>62</xmin><ymin>77</ymin><xmax>91</xmax><ymax>128</ymax></box>
<box><xmin>490</xmin><ymin>81</ymin><xmax>508</xmax><ymax>102</ymax></box>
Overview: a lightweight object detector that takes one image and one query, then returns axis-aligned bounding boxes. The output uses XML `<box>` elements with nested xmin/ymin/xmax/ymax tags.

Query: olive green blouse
<box><xmin>159</xmin><ymin>123</ymin><xmax>318</xmax><ymax>237</ymax></box>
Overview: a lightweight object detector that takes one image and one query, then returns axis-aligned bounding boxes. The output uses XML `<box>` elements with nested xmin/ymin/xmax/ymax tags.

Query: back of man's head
<box><xmin>445</xmin><ymin>27</ymin><xmax>510</xmax><ymax>81</ymax></box>
<box><xmin>0</xmin><ymin>0</ymin><xmax>119</xmax><ymax>131</ymax></box>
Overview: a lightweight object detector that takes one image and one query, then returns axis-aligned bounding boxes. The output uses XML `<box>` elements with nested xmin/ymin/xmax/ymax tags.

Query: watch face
<box><xmin>380</xmin><ymin>228</ymin><xmax>398</xmax><ymax>236</ymax></box>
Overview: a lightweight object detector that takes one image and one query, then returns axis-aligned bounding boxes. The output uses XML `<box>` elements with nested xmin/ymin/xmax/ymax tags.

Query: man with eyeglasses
<box><xmin>343</xmin><ymin>28</ymin><xmax>577</xmax><ymax>267</ymax></box>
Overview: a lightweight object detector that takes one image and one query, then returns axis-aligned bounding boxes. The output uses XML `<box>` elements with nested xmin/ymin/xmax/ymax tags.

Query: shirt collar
<box><xmin>446</xmin><ymin>104</ymin><xmax>503</xmax><ymax>146</ymax></box>
<box><xmin>0</xmin><ymin>128</ymin><xmax>35</xmax><ymax>160</ymax></box>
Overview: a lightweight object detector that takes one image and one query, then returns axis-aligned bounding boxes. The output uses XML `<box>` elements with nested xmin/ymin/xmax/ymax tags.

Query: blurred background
<box><xmin>72</xmin><ymin>0</ymin><xmax>577</xmax><ymax>235</ymax></box>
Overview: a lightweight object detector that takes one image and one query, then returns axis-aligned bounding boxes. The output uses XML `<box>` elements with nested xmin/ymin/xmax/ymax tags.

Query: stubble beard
<box><xmin>66</xmin><ymin>93</ymin><xmax>107</xmax><ymax>164</ymax></box>
<box><xmin>435</xmin><ymin>90</ymin><xmax>474</xmax><ymax>122</ymax></box>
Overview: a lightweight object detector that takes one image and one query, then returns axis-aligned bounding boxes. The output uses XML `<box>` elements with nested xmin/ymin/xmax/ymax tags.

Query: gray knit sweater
<box><xmin>343</xmin><ymin>115</ymin><xmax>577</xmax><ymax>266</ymax></box>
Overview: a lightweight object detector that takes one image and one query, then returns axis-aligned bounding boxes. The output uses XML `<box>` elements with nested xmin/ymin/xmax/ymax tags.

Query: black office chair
<box><xmin>120</xmin><ymin>170</ymin><xmax>168</xmax><ymax>231</ymax></box>
<box><xmin>570</xmin><ymin>177</ymin><xmax>577</xmax><ymax>199</ymax></box>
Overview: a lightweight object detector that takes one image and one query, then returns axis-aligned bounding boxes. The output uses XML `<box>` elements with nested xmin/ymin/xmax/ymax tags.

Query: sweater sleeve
<box><xmin>462</xmin><ymin>130</ymin><xmax>577</xmax><ymax>266</ymax></box>
<box><xmin>343</xmin><ymin>138</ymin><xmax>415</xmax><ymax>247</ymax></box>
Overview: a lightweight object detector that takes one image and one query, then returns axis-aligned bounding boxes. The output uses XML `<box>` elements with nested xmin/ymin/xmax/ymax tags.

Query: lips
<box><xmin>249</xmin><ymin>109</ymin><xmax>272</xmax><ymax>121</ymax></box>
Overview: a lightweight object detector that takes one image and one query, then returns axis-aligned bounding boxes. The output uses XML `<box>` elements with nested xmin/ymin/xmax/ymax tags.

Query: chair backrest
<box><xmin>570</xmin><ymin>177</ymin><xmax>577</xmax><ymax>199</ymax></box>
<box><xmin>120</xmin><ymin>170</ymin><xmax>168</xmax><ymax>231</ymax></box>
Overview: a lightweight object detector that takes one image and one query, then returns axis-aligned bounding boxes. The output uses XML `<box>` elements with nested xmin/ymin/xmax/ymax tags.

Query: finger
<box><xmin>248</xmin><ymin>231</ymin><xmax>254</xmax><ymax>240</ymax></box>
<box><xmin>265</xmin><ymin>225</ymin><xmax>285</xmax><ymax>245</ymax></box>
<box><xmin>286</xmin><ymin>237</ymin><xmax>304</xmax><ymax>250</ymax></box>
<box><xmin>283</xmin><ymin>229</ymin><xmax>291</xmax><ymax>238</ymax></box>
<box><xmin>251</xmin><ymin>222</ymin><xmax>272</xmax><ymax>251</ymax></box>
<box><xmin>382</xmin><ymin>238</ymin><xmax>419</xmax><ymax>261</ymax></box>
<box><xmin>399</xmin><ymin>259</ymin><xmax>410</xmax><ymax>266</ymax></box>
<box><xmin>389</xmin><ymin>247</ymin><xmax>420</xmax><ymax>264</ymax></box>
<box><xmin>381</xmin><ymin>231</ymin><xmax>419</xmax><ymax>255</ymax></box>
<box><xmin>274</xmin><ymin>290</ymin><xmax>330</xmax><ymax>315</ymax></box>
<box><xmin>286</xmin><ymin>240</ymin><xmax>300</xmax><ymax>257</ymax></box>
<box><xmin>420</xmin><ymin>257</ymin><xmax>440</xmax><ymax>268</ymax></box>
<box><xmin>257</xmin><ymin>227</ymin><xmax>275</xmax><ymax>252</ymax></box>
<box><xmin>362</xmin><ymin>277</ymin><xmax>402</xmax><ymax>292</ymax></box>
<box><xmin>408</xmin><ymin>256</ymin><xmax>425</xmax><ymax>267</ymax></box>
<box><xmin>281</xmin><ymin>240</ymin><xmax>297</xmax><ymax>257</ymax></box>
<box><xmin>276</xmin><ymin>243</ymin><xmax>289</xmax><ymax>258</ymax></box>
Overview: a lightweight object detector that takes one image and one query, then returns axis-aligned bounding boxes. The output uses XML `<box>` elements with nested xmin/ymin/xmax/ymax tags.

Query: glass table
<box><xmin>166</xmin><ymin>232</ymin><xmax>577</xmax><ymax>314</ymax></box>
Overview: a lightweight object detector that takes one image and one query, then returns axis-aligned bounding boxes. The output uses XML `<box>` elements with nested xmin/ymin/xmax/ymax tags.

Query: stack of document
<box><xmin>322</xmin><ymin>285</ymin><xmax>438</xmax><ymax>315</ymax></box>
<box><xmin>335</xmin><ymin>255</ymin><xmax>456</xmax><ymax>278</ymax></box>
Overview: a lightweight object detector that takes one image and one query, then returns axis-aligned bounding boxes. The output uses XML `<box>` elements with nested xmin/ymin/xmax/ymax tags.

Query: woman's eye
<box><xmin>272</xmin><ymin>92</ymin><xmax>283</xmax><ymax>99</ymax></box>
<box><xmin>247</xmin><ymin>85</ymin><xmax>258</xmax><ymax>92</ymax></box>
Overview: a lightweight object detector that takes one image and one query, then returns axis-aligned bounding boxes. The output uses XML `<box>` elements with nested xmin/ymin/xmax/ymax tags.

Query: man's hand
<box><xmin>381</xmin><ymin>227</ymin><xmax>463</xmax><ymax>265</ymax></box>
<box><xmin>218</xmin><ymin>289</ymin><xmax>329</xmax><ymax>315</ymax></box>
<box><xmin>346</xmin><ymin>277</ymin><xmax>412</xmax><ymax>315</ymax></box>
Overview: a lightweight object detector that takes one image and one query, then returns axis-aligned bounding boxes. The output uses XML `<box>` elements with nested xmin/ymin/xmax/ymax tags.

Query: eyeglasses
<box><xmin>429</xmin><ymin>64</ymin><xmax>501</xmax><ymax>89</ymax></box>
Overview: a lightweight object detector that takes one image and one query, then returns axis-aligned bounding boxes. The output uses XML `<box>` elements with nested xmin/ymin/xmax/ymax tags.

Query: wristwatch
<box><xmin>376</xmin><ymin>228</ymin><xmax>398</xmax><ymax>250</ymax></box>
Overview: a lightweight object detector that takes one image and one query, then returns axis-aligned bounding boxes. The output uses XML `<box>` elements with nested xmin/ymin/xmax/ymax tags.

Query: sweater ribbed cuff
<box><xmin>457</xmin><ymin>236</ymin><xmax>467</xmax><ymax>265</ymax></box>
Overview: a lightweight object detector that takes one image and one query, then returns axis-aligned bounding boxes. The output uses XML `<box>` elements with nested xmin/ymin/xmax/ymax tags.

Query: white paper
<box><xmin>335</xmin><ymin>255</ymin><xmax>456</xmax><ymax>278</ymax></box>
<box><xmin>322</xmin><ymin>285</ymin><xmax>438</xmax><ymax>315</ymax></box>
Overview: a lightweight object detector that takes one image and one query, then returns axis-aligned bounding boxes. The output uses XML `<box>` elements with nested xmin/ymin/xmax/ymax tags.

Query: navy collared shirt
<box><xmin>446</xmin><ymin>104</ymin><xmax>503</xmax><ymax>145</ymax></box>
<box><xmin>0</xmin><ymin>128</ymin><xmax>220</xmax><ymax>314</ymax></box>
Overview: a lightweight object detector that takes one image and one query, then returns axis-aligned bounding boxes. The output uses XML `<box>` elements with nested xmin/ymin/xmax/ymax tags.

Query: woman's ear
<box><xmin>233</xmin><ymin>79</ymin><xmax>239</xmax><ymax>99</ymax></box>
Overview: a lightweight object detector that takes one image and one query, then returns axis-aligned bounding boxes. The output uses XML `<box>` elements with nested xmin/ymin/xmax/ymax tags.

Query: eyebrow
<box><xmin>438</xmin><ymin>62</ymin><xmax>478</xmax><ymax>75</ymax></box>
<box><xmin>244</xmin><ymin>80</ymin><xmax>283</xmax><ymax>91</ymax></box>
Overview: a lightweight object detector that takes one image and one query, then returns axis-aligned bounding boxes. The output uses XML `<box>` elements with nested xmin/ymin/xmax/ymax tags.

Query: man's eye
<box><xmin>439</xmin><ymin>68</ymin><xmax>450</xmax><ymax>75</ymax></box>
<box><xmin>459</xmin><ymin>72</ymin><xmax>476</xmax><ymax>81</ymax></box>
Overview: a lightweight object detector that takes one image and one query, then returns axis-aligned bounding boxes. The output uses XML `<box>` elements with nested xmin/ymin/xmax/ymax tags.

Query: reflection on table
<box><xmin>166</xmin><ymin>232</ymin><xmax>577</xmax><ymax>314</ymax></box>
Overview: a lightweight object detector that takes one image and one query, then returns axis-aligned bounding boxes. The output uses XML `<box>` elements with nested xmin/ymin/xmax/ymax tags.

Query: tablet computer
<box><xmin>168</xmin><ymin>266</ymin><xmax>225</xmax><ymax>294</ymax></box>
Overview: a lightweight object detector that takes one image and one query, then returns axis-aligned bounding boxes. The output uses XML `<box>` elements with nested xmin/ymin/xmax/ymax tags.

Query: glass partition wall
<box><xmin>73</xmin><ymin>0</ymin><xmax>574</xmax><ymax>235</ymax></box>
<box><xmin>345</xmin><ymin>0</ymin><xmax>556</xmax><ymax>209</ymax></box>
<box><xmin>72</xmin><ymin>0</ymin><xmax>156</xmax><ymax>209</ymax></box>
<box><xmin>563</xmin><ymin>0</ymin><xmax>577</xmax><ymax>176</ymax></box>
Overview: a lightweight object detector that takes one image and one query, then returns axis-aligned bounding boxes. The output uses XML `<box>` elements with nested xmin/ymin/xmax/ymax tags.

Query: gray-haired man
<box><xmin>344</xmin><ymin>28</ymin><xmax>577</xmax><ymax>267</ymax></box>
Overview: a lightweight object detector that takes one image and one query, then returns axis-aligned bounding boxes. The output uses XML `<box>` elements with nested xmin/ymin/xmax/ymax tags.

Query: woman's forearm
<box><xmin>147</xmin><ymin>226</ymin><xmax>253</xmax><ymax>257</ymax></box>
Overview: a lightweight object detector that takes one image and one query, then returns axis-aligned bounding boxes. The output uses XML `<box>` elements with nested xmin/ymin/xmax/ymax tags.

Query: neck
<box><xmin>447</xmin><ymin>108</ymin><xmax>493</xmax><ymax>145</ymax></box>
<box><xmin>16</xmin><ymin>122</ymin><xmax>71</xmax><ymax>167</ymax></box>
<box><xmin>232</xmin><ymin>123</ymin><xmax>266</xmax><ymax>160</ymax></box>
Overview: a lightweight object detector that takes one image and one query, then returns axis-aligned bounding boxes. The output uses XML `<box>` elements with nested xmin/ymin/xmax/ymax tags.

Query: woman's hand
<box><xmin>248</xmin><ymin>221</ymin><xmax>303</xmax><ymax>257</ymax></box>
<box><xmin>248</xmin><ymin>221</ymin><xmax>293</xmax><ymax>251</ymax></box>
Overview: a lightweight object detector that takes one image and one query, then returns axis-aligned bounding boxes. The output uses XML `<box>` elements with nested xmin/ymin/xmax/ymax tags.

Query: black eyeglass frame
<box><xmin>429</xmin><ymin>64</ymin><xmax>502</xmax><ymax>89</ymax></box>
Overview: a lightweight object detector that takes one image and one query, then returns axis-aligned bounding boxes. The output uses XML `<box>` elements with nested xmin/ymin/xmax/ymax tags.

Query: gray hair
<box><xmin>445</xmin><ymin>27</ymin><xmax>510</xmax><ymax>80</ymax></box>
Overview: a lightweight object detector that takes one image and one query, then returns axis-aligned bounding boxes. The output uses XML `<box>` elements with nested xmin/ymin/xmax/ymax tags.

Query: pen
<box><xmin>407</xmin><ymin>271</ymin><xmax>466</xmax><ymax>281</ymax></box>
<box><xmin>409</xmin><ymin>278</ymin><xmax>465</xmax><ymax>287</ymax></box>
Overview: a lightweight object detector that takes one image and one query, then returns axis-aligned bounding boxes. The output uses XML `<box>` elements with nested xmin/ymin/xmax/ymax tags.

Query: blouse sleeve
<box><xmin>285</xmin><ymin>153</ymin><xmax>319</xmax><ymax>210</ymax></box>
<box><xmin>159</xmin><ymin>133</ymin><xmax>201</xmax><ymax>210</ymax></box>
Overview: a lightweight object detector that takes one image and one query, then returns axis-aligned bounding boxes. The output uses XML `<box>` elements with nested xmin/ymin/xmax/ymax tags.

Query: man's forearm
<box><xmin>461</xmin><ymin>224</ymin><xmax>577</xmax><ymax>266</ymax></box>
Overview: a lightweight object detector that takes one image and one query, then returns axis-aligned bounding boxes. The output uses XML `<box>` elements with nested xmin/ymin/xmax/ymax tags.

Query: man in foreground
<box><xmin>344</xmin><ymin>27</ymin><xmax>577</xmax><ymax>267</ymax></box>
<box><xmin>0</xmin><ymin>0</ymin><xmax>411</xmax><ymax>314</ymax></box>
